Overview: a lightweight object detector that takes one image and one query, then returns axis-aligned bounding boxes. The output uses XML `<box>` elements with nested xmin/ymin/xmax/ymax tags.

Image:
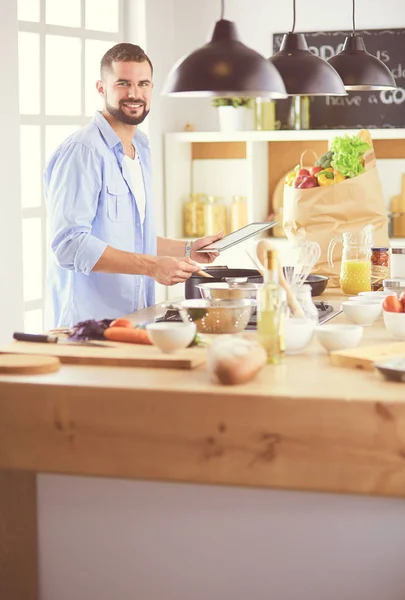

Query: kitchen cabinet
<box><xmin>163</xmin><ymin>129</ymin><xmax>405</xmax><ymax>300</ymax></box>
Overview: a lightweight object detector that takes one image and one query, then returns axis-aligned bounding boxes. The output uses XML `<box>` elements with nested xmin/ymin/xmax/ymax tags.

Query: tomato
<box><xmin>383</xmin><ymin>295</ymin><xmax>403</xmax><ymax>313</ymax></box>
<box><xmin>400</xmin><ymin>292</ymin><xmax>405</xmax><ymax>312</ymax></box>
<box><xmin>109</xmin><ymin>318</ymin><xmax>134</xmax><ymax>328</ymax></box>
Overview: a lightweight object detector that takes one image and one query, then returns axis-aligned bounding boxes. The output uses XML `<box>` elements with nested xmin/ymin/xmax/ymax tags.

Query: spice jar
<box><xmin>390</xmin><ymin>248</ymin><xmax>405</xmax><ymax>279</ymax></box>
<box><xmin>371</xmin><ymin>247</ymin><xmax>390</xmax><ymax>291</ymax></box>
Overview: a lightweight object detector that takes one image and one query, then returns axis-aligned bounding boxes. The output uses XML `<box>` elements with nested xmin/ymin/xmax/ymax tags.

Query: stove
<box><xmin>158</xmin><ymin>301</ymin><xmax>340</xmax><ymax>328</ymax></box>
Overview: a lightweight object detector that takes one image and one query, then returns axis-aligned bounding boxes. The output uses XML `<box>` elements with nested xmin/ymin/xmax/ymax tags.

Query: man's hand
<box><xmin>152</xmin><ymin>256</ymin><xmax>201</xmax><ymax>286</ymax></box>
<box><xmin>190</xmin><ymin>231</ymin><xmax>224</xmax><ymax>263</ymax></box>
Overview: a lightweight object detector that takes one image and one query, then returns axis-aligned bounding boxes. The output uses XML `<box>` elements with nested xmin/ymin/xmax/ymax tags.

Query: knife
<box><xmin>13</xmin><ymin>332</ymin><xmax>111</xmax><ymax>348</ymax></box>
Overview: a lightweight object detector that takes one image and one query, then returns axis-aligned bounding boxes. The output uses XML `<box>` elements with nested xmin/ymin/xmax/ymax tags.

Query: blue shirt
<box><xmin>44</xmin><ymin>111</ymin><xmax>157</xmax><ymax>328</ymax></box>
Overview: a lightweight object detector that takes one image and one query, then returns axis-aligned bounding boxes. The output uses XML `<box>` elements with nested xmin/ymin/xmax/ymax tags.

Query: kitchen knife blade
<box><xmin>13</xmin><ymin>332</ymin><xmax>111</xmax><ymax>348</ymax></box>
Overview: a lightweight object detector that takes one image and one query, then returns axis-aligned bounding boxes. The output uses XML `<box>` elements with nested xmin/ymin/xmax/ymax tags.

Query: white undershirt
<box><xmin>123</xmin><ymin>152</ymin><xmax>146</xmax><ymax>223</ymax></box>
<box><xmin>124</xmin><ymin>152</ymin><xmax>146</xmax><ymax>309</ymax></box>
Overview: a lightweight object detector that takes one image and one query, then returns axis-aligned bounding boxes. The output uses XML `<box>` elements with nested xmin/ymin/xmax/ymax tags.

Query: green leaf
<box><xmin>329</xmin><ymin>134</ymin><xmax>371</xmax><ymax>178</ymax></box>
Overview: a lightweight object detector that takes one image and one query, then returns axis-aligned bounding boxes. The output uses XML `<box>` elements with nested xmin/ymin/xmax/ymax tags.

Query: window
<box><xmin>18</xmin><ymin>0</ymin><xmax>124</xmax><ymax>331</ymax></box>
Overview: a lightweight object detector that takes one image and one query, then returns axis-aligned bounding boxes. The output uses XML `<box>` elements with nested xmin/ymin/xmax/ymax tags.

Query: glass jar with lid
<box><xmin>371</xmin><ymin>247</ymin><xmax>390</xmax><ymax>291</ymax></box>
<box><xmin>203</xmin><ymin>196</ymin><xmax>228</xmax><ymax>235</ymax></box>
<box><xmin>195</xmin><ymin>193</ymin><xmax>206</xmax><ymax>237</ymax></box>
<box><xmin>229</xmin><ymin>195</ymin><xmax>248</xmax><ymax>232</ymax></box>
<box><xmin>183</xmin><ymin>193</ymin><xmax>200</xmax><ymax>238</ymax></box>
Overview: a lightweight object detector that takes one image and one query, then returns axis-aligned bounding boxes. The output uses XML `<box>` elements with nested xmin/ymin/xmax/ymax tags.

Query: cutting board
<box><xmin>330</xmin><ymin>342</ymin><xmax>405</xmax><ymax>371</ymax></box>
<box><xmin>0</xmin><ymin>354</ymin><xmax>61</xmax><ymax>374</ymax></box>
<box><xmin>0</xmin><ymin>341</ymin><xmax>206</xmax><ymax>370</ymax></box>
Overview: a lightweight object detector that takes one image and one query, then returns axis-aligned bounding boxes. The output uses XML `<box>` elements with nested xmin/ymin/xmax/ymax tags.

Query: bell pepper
<box><xmin>316</xmin><ymin>168</ymin><xmax>346</xmax><ymax>186</ymax></box>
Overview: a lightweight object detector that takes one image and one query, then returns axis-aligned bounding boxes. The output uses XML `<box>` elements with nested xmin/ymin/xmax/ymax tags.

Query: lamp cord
<box><xmin>291</xmin><ymin>0</ymin><xmax>296</xmax><ymax>33</ymax></box>
<box><xmin>220</xmin><ymin>0</ymin><xmax>225</xmax><ymax>20</ymax></box>
<box><xmin>352</xmin><ymin>0</ymin><xmax>356</xmax><ymax>34</ymax></box>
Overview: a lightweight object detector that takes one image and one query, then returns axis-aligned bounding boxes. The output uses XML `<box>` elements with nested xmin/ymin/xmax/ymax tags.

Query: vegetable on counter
<box><xmin>109</xmin><ymin>318</ymin><xmax>134</xmax><ymax>328</ymax></box>
<box><xmin>104</xmin><ymin>326</ymin><xmax>152</xmax><ymax>344</ymax></box>
<box><xmin>69</xmin><ymin>318</ymin><xmax>113</xmax><ymax>341</ymax></box>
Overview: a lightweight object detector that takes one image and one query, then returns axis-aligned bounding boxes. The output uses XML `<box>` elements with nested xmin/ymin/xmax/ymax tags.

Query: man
<box><xmin>45</xmin><ymin>43</ymin><xmax>222</xmax><ymax>328</ymax></box>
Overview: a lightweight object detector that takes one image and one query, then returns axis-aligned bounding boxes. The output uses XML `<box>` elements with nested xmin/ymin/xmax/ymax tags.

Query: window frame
<box><xmin>18</xmin><ymin>0</ymin><xmax>125</xmax><ymax>327</ymax></box>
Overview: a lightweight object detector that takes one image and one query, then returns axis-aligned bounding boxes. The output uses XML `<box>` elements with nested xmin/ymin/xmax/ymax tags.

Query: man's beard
<box><xmin>106</xmin><ymin>98</ymin><xmax>150</xmax><ymax>125</ymax></box>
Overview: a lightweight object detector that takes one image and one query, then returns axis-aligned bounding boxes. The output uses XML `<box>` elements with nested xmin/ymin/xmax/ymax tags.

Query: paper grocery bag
<box><xmin>283</xmin><ymin>164</ymin><xmax>389</xmax><ymax>287</ymax></box>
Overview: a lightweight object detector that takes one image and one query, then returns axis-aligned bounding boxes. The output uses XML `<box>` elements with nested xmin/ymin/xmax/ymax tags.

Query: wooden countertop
<box><xmin>1</xmin><ymin>290</ymin><xmax>405</xmax><ymax>498</ymax></box>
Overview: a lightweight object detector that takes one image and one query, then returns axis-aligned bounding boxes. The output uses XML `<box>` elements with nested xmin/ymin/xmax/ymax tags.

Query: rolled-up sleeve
<box><xmin>45</xmin><ymin>142</ymin><xmax>108</xmax><ymax>275</ymax></box>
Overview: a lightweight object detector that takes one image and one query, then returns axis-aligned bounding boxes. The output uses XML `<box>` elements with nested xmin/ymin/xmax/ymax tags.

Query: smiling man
<box><xmin>44</xmin><ymin>43</ymin><xmax>221</xmax><ymax>328</ymax></box>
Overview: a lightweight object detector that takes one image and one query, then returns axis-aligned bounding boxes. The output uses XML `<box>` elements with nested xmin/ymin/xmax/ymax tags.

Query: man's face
<box><xmin>97</xmin><ymin>60</ymin><xmax>153</xmax><ymax>125</ymax></box>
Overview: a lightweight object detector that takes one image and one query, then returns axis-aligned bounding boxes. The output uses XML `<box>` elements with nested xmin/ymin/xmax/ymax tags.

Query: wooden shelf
<box><xmin>166</xmin><ymin>129</ymin><xmax>405</xmax><ymax>143</ymax></box>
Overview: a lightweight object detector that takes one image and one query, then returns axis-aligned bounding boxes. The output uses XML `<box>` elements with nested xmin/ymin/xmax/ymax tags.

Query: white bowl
<box><xmin>359</xmin><ymin>290</ymin><xmax>395</xmax><ymax>299</ymax></box>
<box><xmin>146</xmin><ymin>321</ymin><xmax>196</xmax><ymax>353</ymax></box>
<box><xmin>341</xmin><ymin>301</ymin><xmax>382</xmax><ymax>326</ymax></box>
<box><xmin>315</xmin><ymin>324</ymin><xmax>363</xmax><ymax>352</ymax></box>
<box><xmin>383</xmin><ymin>310</ymin><xmax>405</xmax><ymax>340</ymax></box>
<box><xmin>285</xmin><ymin>318</ymin><xmax>316</xmax><ymax>355</ymax></box>
<box><xmin>347</xmin><ymin>296</ymin><xmax>383</xmax><ymax>305</ymax></box>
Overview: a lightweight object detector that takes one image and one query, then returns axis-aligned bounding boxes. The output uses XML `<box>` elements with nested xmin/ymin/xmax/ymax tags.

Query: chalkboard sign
<box><xmin>273</xmin><ymin>28</ymin><xmax>405</xmax><ymax>129</ymax></box>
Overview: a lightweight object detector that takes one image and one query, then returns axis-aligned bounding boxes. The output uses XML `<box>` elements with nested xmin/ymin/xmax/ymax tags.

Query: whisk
<box><xmin>284</xmin><ymin>241</ymin><xmax>321</xmax><ymax>287</ymax></box>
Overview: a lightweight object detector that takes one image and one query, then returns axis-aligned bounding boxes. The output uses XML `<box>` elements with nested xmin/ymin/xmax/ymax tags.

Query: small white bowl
<box><xmin>341</xmin><ymin>301</ymin><xmax>382</xmax><ymax>326</ymax></box>
<box><xmin>359</xmin><ymin>290</ymin><xmax>395</xmax><ymax>299</ymax></box>
<box><xmin>285</xmin><ymin>318</ymin><xmax>316</xmax><ymax>355</ymax></box>
<box><xmin>146</xmin><ymin>321</ymin><xmax>196</xmax><ymax>353</ymax></box>
<box><xmin>383</xmin><ymin>310</ymin><xmax>405</xmax><ymax>340</ymax></box>
<box><xmin>315</xmin><ymin>324</ymin><xmax>363</xmax><ymax>352</ymax></box>
<box><xmin>347</xmin><ymin>296</ymin><xmax>383</xmax><ymax>305</ymax></box>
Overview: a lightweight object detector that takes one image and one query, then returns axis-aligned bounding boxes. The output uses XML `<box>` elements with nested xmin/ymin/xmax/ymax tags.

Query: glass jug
<box><xmin>327</xmin><ymin>227</ymin><xmax>373</xmax><ymax>295</ymax></box>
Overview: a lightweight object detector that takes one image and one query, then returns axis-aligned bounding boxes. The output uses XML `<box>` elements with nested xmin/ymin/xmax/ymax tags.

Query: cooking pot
<box><xmin>185</xmin><ymin>267</ymin><xmax>263</xmax><ymax>300</ymax></box>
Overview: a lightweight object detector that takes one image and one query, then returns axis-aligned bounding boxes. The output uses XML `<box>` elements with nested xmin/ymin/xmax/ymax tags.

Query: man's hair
<box><xmin>100</xmin><ymin>43</ymin><xmax>153</xmax><ymax>77</ymax></box>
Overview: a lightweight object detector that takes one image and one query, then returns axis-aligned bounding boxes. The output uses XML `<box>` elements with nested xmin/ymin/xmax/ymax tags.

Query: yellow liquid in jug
<box><xmin>340</xmin><ymin>260</ymin><xmax>371</xmax><ymax>295</ymax></box>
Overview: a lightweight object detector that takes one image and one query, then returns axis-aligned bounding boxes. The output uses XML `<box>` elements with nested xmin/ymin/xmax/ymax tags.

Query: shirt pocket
<box><xmin>106</xmin><ymin>182</ymin><xmax>131</xmax><ymax>222</ymax></box>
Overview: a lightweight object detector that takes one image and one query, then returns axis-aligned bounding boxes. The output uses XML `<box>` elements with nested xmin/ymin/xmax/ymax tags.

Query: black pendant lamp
<box><xmin>268</xmin><ymin>0</ymin><xmax>347</xmax><ymax>96</ymax></box>
<box><xmin>327</xmin><ymin>0</ymin><xmax>396</xmax><ymax>91</ymax></box>
<box><xmin>162</xmin><ymin>0</ymin><xmax>287</xmax><ymax>99</ymax></box>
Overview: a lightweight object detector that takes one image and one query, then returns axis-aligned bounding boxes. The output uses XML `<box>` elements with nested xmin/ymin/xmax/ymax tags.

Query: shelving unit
<box><xmin>164</xmin><ymin>129</ymin><xmax>405</xmax><ymax>236</ymax></box>
<box><xmin>162</xmin><ymin>129</ymin><xmax>405</xmax><ymax>300</ymax></box>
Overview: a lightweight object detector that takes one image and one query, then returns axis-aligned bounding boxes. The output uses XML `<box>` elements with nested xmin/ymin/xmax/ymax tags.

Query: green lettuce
<box><xmin>330</xmin><ymin>134</ymin><xmax>371</xmax><ymax>178</ymax></box>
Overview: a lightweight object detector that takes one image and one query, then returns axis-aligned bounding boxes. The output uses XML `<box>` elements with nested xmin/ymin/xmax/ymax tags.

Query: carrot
<box><xmin>104</xmin><ymin>326</ymin><xmax>152</xmax><ymax>344</ymax></box>
<box><xmin>109</xmin><ymin>318</ymin><xmax>133</xmax><ymax>328</ymax></box>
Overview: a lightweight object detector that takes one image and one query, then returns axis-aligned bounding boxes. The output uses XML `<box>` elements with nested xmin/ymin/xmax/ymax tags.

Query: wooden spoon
<box><xmin>196</xmin><ymin>270</ymin><xmax>214</xmax><ymax>278</ymax></box>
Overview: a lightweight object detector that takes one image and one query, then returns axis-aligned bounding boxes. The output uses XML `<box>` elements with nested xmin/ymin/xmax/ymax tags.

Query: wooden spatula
<box><xmin>196</xmin><ymin>270</ymin><xmax>214</xmax><ymax>278</ymax></box>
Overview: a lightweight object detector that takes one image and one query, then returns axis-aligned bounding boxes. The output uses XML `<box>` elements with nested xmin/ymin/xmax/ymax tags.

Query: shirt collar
<box><xmin>92</xmin><ymin>111</ymin><xmax>149</xmax><ymax>149</ymax></box>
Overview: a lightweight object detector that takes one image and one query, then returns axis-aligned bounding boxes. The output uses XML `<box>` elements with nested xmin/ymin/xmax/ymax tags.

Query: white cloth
<box><xmin>124</xmin><ymin>152</ymin><xmax>147</xmax><ymax>309</ymax></box>
<box><xmin>123</xmin><ymin>152</ymin><xmax>146</xmax><ymax>223</ymax></box>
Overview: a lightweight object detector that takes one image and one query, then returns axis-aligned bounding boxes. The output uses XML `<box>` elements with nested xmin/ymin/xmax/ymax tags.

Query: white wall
<box><xmin>0</xmin><ymin>1</ymin><xmax>24</xmax><ymax>342</ymax></box>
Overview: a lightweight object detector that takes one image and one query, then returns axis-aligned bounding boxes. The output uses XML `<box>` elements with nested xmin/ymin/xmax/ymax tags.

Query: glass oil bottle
<box><xmin>257</xmin><ymin>249</ymin><xmax>286</xmax><ymax>364</ymax></box>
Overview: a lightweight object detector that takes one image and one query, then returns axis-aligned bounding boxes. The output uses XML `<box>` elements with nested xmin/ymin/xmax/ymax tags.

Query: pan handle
<box><xmin>160</xmin><ymin>303</ymin><xmax>190</xmax><ymax>323</ymax></box>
